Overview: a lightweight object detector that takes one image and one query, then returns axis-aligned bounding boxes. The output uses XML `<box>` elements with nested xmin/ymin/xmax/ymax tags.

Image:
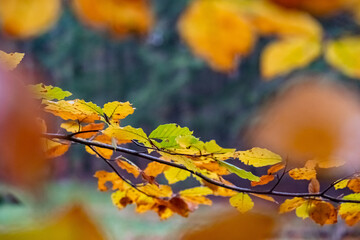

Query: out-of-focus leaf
<box><xmin>261</xmin><ymin>37</ymin><xmax>321</xmax><ymax>79</ymax></box>
<box><xmin>0</xmin><ymin>205</ymin><xmax>105</xmax><ymax>240</ymax></box>
<box><xmin>309</xmin><ymin>201</ymin><xmax>337</xmax><ymax>225</ymax></box>
<box><xmin>73</xmin><ymin>0</ymin><xmax>154</xmax><ymax>37</ymax></box>
<box><xmin>178</xmin><ymin>0</ymin><xmax>255</xmax><ymax>72</ymax></box>
<box><xmin>348</xmin><ymin>178</ymin><xmax>360</xmax><ymax>193</ymax></box>
<box><xmin>0</xmin><ymin>0</ymin><xmax>61</xmax><ymax>38</ymax></box>
<box><xmin>325</xmin><ymin>36</ymin><xmax>360</xmax><ymax>79</ymax></box>
<box><xmin>0</xmin><ymin>51</ymin><xmax>24</xmax><ymax>71</ymax></box>
<box><xmin>44</xmin><ymin>139</ymin><xmax>70</xmax><ymax>159</ymax></box>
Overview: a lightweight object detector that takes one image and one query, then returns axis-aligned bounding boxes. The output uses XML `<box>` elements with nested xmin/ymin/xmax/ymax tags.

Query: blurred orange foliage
<box><xmin>248</xmin><ymin>78</ymin><xmax>360</xmax><ymax>168</ymax></box>
<box><xmin>0</xmin><ymin>0</ymin><xmax>61</xmax><ymax>38</ymax></box>
<box><xmin>73</xmin><ymin>0</ymin><xmax>154</xmax><ymax>37</ymax></box>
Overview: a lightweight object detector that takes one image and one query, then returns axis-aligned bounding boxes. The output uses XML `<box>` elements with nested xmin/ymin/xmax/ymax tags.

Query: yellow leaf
<box><xmin>279</xmin><ymin>197</ymin><xmax>306</xmax><ymax>214</ymax></box>
<box><xmin>180</xmin><ymin>187</ymin><xmax>213</xmax><ymax>206</ymax></box>
<box><xmin>309</xmin><ymin>201</ymin><xmax>337</xmax><ymax>225</ymax></box>
<box><xmin>94</xmin><ymin>170</ymin><xmax>127</xmax><ymax>191</ymax></box>
<box><xmin>103</xmin><ymin>125</ymin><xmax>149</xmax><ymax>145</ymax></box>
<box><xmin>296</xmin><ymin>201</ymin><xmax>311</xmax><ymax>219</ymax></box>
<box><xmin>44</xmin><ymin>100</ymin><xmax>102</xmax><ymax>123</ymax></box>
<box><xmin>138</xmin><ymin>184</ymin><xmax>173</xmax><ymax>198</ymax></box>
<box><xmin>0</xmin><ymin>51</ymin><xmax>24</xmax><ymax>71</ymax></box>
<box><xmin>60</xmin><ymin>121</ymin><xmax>81</xmax><ymax>133</ymax></box>
<box><xmin>261</xmin><ymin>37</ymin><xmax>321</xmax><ymax>79</ymax></box>
<box><xmin>0</xmin><ymin>0</ymin><xmax>61</xmax><ymax>38</ymax></box>
<box><xmin>178</xmin><ymin>0</ymin><xmax>255</xmax><ymax>72</ymax></box>
<box><xmin>116</xmin><ymin>159</ymin><xmax>140</xmax><ymax>178</ymax></box>
<box><xmin>289</xmin><ymin>167</ymin><xmax>317</xmax><ymax>180</ymax></box>
<box><xmin>0</xmin><ymin>205</ymin><xmax>105</xmax><ymax>240</ymax></box>
<box><xmin>339</xmin><ymin>193</ymin><xmax>360</xmax><ymax>226</ymax></box>
<box><xmin>164</xmin><ymin>167</ymin><xmax>191</xmax><ymax>184</ymax></box>
<box><xmin>102</xmin><ymin>101</ymin><xmax>134</xmax><ymax>124</ymax></box>
<box><xmin>325</xmin><ymin>36</ymin><xmax>360</xmax><ymax>78</ymax></box>
<box><xmin>229</xmin><ymin>193</ymin><xmax>254</xmax><ymax>213</ymax></box>
<box><xmin>235</xmin><ymin>147</ymin><xmax>282</xmax><ymax>167</ymax></box>
<box><xmin>44</xmin><ymin>139</ymin><xmax>70</xmax><ymax>158</ymax></box>
<box><xmin>111</xmin><ymin>190</ymin><xmax>133</xmax><ymax>210</ymax></box>
<box><xmin>334</xmin><ymin>179</ymin><xmax>350</xmax><ymax>190</ymax></box>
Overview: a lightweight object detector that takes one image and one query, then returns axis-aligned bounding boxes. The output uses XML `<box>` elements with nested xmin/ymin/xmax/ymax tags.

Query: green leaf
<box><xmin>218</xmin><ymin>161</ymin><xmax>260</xmax><ymax>181</ymax></box>
<box><xmin>29</xmin><ymin>84</ymin><xmax>72</xmax><ymax>100</ymax></box>
<box><xmin>149</xmin><ymin>124</ymin><xmax>193</xmax><ymax>140</ymax></box>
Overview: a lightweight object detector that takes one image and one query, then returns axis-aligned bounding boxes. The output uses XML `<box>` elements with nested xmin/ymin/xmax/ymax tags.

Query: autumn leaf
<box><xmin>138</xmin><ymin>184</ymin><xmax>173</xmax><ymax>198</ymax></box>
<box><xmin>75</xmin><ymin>123</ymin><xmax>105</xmax><ymax>139</ymax></box>
<box><xmin>116</xmin><ymin>159</ymin><xmax>141</xmax><ymax>178</ymax></box>
<box><xmin>325</xmin><ymin>36</ymin><xmax>360</xmax><ymax>79</ymax></box>
<box><xmin>0</xmin><ymin>51</ymin><xmax>24</xmax><ymax>71</ymax></box>
<box><xmin>73</xmin><ymin>0</ymin><xmax>154</xmax><ymax>37</ymax></box>
<box><xmin>279</xmin><ymin>197</ymin><xmax>306</xmax><ymax>213</ymax></box>
<box><xmin>309</xmin><ymin>201</ymin><xmax>337</xmax><ymax>225</ymax></box>
<box><xmin>261</xmin><ymin>37</ymin><xmax>321</xmax><ymax>79</ymax></box>
<box><xmin>267</xmin><ymin>163</ymin><xmax>285</xmax><ymax>174</ymax></box>
<box><xmin>251</xmin><ymin>174</ymin><xmax>275</xmax><ymax>187</ymax></box>
<box><xmin>296</xmin><ymin>201</ymin><xmax>312</xmax><ymax>219</ymax></box>
<box><xmin>44</xmin><ymin>139</ymin><xmax>70</xmax><ymax>159</ymax></box>
<box><xmin>29</xmin><ymin>84</ymin><xmax>72</xmax><ymax>101</ymax></box>
<box><xmin>348</xmin><ymin>178</ymin><xmax>360</xmax><ymax>193</ymax></box>
<box><xmin>229</xmin><ymin>192</ymin><xmax>254</xmax><ymax>213</ymax></box>
<box><xmin>0</xmin><ymin>0</ymin><xmax>61</xmax><ymax>38</ymax></box>
<box><xmin>103</xmin><ymin>125</ymin><xmax>149</xmax><ymax>145</ymax></box>
<box><xmin>235</xmin><ymin>147</ymin><xmax>282</xmax><ymax>167</ymax></box>
<box><xmin>289</xmin><ymin>167</ymin><xmax>317</xmax><ymax>180</ymax></box>
<box><xmin>179</xmin><ymin>187</ymin><xmax>213</xmax><ymax>206</ymax></box>
<box><xmin>339</xmin><ymin>193</ymin><xmax>360</xmax><ymax>226</ymax></box>
<box><xmin>164</xmin><ymin>167</ymin><xmax>191</xmax><ymax>184</ymax></box>
<box><xmin>250</xmin><ymin>193</ymin><xmax>277</xmax><ymax>203</ymax></box>
<box><xmin>334</xmin><ymin>179</ymin><xmax>350</xmax><ymax>190</ymax></box>
<box><xmin>144</xmin><ymin>161</ymin><xmax>167</xmax><ymax>177</ymax></box>
<box><xmin>44</xmin><ymin>99</ymin><xmax>103</xmax><ymax>123</ymax></box>
<box><xmin>218</xmin><ymin>161</ymin><xmax>260</xmax><ymax>181</ymax></box>
<box><xmin>102</xmin><ymin>101</ymin><xmax>134</xmax><ymax>124</ymax></box>
<box><xmin>178</xmin><ymin>0</ymin><xmax>255</xmax><ymax>72</ymax></box>
<box><xmin>308</xmin><ymin>178</ymin><xmax>320</xmax><ymax>193</ymax></box>
<box><xmin>94</xmin><ymin>170</ymin><xmax>126</xmax><ymax>191</ymax></box>
<box><xmin>149</xmin><ymin>123</ymin><xmax>193</xmax><ymax>140</ymax></box>
<box><xmin>85</xmin><ymin>135</ymin><xmax>114</xmax><ymax>159</ymax></box>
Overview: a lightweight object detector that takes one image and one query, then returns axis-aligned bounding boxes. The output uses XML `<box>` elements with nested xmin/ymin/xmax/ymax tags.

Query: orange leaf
<box><xmin>76</xmin><ymin>123</ymin><xmax>104</xmax><ymax>138</ymax></box>
<box><xmin>144</xmin><ymin>161</ymin><xmax>167</xmax><ymax>177</ymax></box>
<box><xmin>289</xmin><ymin>167</ymin><xmax>317</xmax><ymax>180</ymax></box>
<box><xmin>44</xmin><ymin>139</ymin><xmax>70</xmax><ymax>159</ymax></box>
<box><xmin>279</xmin><ymin>197</ymin><xmax>306</xmax><ymax>213</ymax></box>
<box><xmin>251</xmin><ymin>175</ymin><xmax>275</xmax><ymax>187</ymax></box>
<box><xmin>309</xmin><ymin>201</ymin><xmax>337</xmax><ymax>225</ymax></box>
<box><xmin>267</xmin><ymin>163</ymin><xmax>285</xmax><ymax>175</ymax></box>
<box><xmin>178</xmin><ymin>0</ymin><xmax>255</xmax><ymax>72</ymax></box>
<box><xmin>348</xmin><ymin>178</ymin><xmax>360</xmax><ymax>193</ymax></box>
<box><xmin>116</xmin><ymin>159</ymin><xmax>140</xmax><ymax>178</ymax></box>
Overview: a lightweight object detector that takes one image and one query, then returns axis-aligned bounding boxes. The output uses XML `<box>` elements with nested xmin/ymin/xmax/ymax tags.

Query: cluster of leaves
<box><xmin>3</xmin><ymin>51</ymin><xmax>360</xmax><ymax>226</ymax></box>
<box><xmin>2</xmin><ymin>0</ymin><xmax>360</xmax><ymax>81</ymax></box>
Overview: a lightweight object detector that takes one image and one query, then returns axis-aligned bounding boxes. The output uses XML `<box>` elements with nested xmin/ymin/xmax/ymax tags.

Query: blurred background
<box><xmin>2</xmin><ymin>0</ymin><xmax>360</xmax><ymax>239</ymax></box>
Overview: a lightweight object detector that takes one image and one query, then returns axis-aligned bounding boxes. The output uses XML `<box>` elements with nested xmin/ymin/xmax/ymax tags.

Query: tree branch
<box><xmin>44</xmin><ymin>133</ymin><xmax>360</xmax><ymax>204</ymax></box>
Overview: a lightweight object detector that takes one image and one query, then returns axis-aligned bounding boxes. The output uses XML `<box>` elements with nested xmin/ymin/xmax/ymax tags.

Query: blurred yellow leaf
<box><xmin>289</xmin><ymin>167</ymin><xmax>317</xmax><ymax>180</ymax></box>
<box><xmin>261</xmin><ymin>37</ymin><xmax>321</xmax><ymax>79</ymax></box>
<box><xmin>179</xmin><ymin>187</ymin><xmax>213</xmax><ymax>206</ymax></box>
<box><xmin>0</xmin><ymin>0</ymin><xmax>61</xmax><ymax>38</ymax></box>
<box><xmin>235</xmin><ymin>147</ymin><xmax>282</xmax><ymax>167</ymax></box>
<box><xmin>73</xmin><ymin>0</ymin><xmax>154</xmax><ymax>37</ymax></box>
<box><xmin>279</xmin><ymin>197</ymin><xmax>306</xmax><ymax>213</ymax></box>
<box><xmin>296</xmin><ymin>201</ymin><xmax>311</xmax><ymax>219</ymax></box>
<box><xmin>229</xmin><ymin>192</ymin><xmax>254</xmax><ymax>213</ymax></box>
<box><xmin>0</xmin><ymin>51</ymin><xmax>24</xmax><ymax>71</ymax></box>
<box><xmin>178</xmin><ymin>0</ymin><xmax>255</xmax><ymax>72</ymax></box>
<box><xmin>325</xmin><ymin>36</ymin><xmax>360</xmax><ymax>78</ymax></box>
<box><xmin>0</xmin><ymin>205</ymin><xmax>105</xmax><ymax>240</ymax></box>
<box><xmin>248</xmin><ymin>0</ymin><xmax>322</xmax><ymax>38</ymax></box>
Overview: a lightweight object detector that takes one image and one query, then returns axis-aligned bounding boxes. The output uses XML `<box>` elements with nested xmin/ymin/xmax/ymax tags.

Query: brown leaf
<box><xmin>308</xmin><ymin>178</ymin><xmax>320</xmax><ymax>193</ymax></box>
<box><xmin>309</xmin><ymin>201</ymin><xmax>337</xmax><ymax>225</ymax></box>
<box><xmin>348</xmin><ymin>178</ymin><xmax>360</xmax><ymax>193</ymax></box>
